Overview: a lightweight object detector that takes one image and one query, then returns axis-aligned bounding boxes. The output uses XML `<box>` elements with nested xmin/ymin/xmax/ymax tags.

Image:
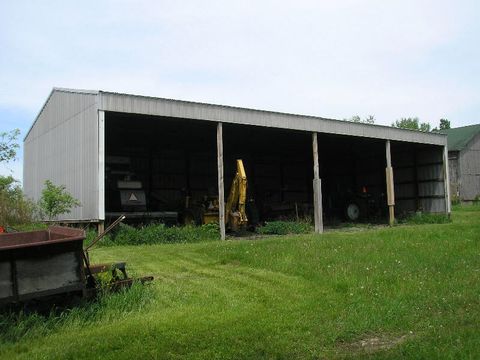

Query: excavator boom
<box><xmin>225</xmin><ymin>159</ymin><xmax>248</xmax><ymax>230</ymax></box>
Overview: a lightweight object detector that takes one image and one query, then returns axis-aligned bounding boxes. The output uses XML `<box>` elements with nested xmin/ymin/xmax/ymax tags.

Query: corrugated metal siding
<box><xmin>24</xmin><ymin>91</ymin><xmax>99</xmax><ymax>221</ymax></box>
<box><xmin>99</xmin><ymin>92</ymin><xmax>447</xmax><ymax>146</ymax></box>
<box><xmin>393</xmin><ymin>145</ymin><xmax>446</xmax><ymax>214</ymax></box>
<box><xmin>448</xmin><ymin>153</ymin><xmax>459</xmax><ymax>199</ymax></box>
<box><xmin>459</xmin><ymin>133</ymin><xmax>480</xmax><ymax>200</ymax></box>
<box><xmin>417</xmin><ymin>147</ymin><xmax>446</xmax><ymax>213</ymax></box>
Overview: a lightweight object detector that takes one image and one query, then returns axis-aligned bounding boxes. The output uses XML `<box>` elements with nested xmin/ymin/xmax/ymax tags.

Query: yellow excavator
<box><xmin>182</xmin><ymin>159</ymin><xmax>249</xmax><ymax>231</ymax></box>
<box><xmin>225</xmin><ymin>159</ymin><xmax>248</xmax><ymax>231</ymax></box>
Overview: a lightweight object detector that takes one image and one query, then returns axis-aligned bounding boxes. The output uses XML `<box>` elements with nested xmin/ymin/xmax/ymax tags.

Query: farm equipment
<box><xmin>105</xmin><ymin>156</ymin><xmax>178</xmax><ymax>225</ymax></box>
<box><xmin>225</xmin><ymin>159</ymin><xmax>249</xmax><ymax>231</ymax></box>
<box><xmin>182</xmin><ymin>159</ymin><xmax>252</xmax><ymax>231</ymax></box>
<box><xmin>0</xmin><ymin>222</ymin><xmax>152</xmax><ymax>307</ymax></box>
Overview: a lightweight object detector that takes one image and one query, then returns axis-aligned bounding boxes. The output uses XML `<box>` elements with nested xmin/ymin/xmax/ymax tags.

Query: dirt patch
<box><xmin>337</xmin><ymin>333</ymin><xmax>411</xmax><ymax>355</ymax></box>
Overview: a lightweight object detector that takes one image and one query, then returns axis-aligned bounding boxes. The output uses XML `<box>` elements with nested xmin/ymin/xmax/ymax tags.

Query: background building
<box><xmin>441</xmin><ymin>124</ymin><xmax>480</xmax><ymax>203</ymax></box>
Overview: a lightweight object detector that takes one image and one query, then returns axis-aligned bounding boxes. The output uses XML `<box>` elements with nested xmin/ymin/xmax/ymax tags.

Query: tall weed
<box><xmin>101</xmin><ymin>222</ymin><xmax>220</xmax><ymax>246</ymax></box>
<box><xmin>257</xmin><ymin>221</ymin><xmax>313</xmax><ymax>235</ymax></box>
<box><xmin>399</xmin><ymin>212</ymin><xmax>451</xmax><ymax>225</ymax></box>
<box><xmin>0</xmin><ymin>283</ymin><xmax>153</xmax><ymax>344</ymax></box>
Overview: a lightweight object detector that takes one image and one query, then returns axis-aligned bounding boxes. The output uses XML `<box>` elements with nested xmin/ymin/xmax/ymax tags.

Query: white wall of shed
<box><xmin>23</xmin><ymin>91</ymin><xmax>99</xmax><ymax>221</ymax></box>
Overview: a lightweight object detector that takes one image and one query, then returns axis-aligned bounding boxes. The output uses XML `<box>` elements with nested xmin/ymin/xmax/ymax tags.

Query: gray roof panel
<box><xmin>26</xmin><ymin>88</ymin><xmax>447</xmax><ymax>146</ymax></box>
<box><xmin>98</xmin><ymin>90</ymin><xmax>446</xmax><ymax>145</ymax></box>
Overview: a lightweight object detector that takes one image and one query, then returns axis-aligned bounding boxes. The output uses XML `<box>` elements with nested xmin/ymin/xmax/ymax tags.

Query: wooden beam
<box><xmin>443</xmin><ymin>145</ymin><xmax>451</xmax><ymax>216</ymax></box>
<box><xmin>217</xmin><ymin>123</ymin><xmax>226</xmax><ymax>240</ymax></box>
<box><xmin>312</xmin><ymin>133</ymin><xmax>323</xmax><ymax>233</ymax></box>
<box><xmin>313</xmin><ymin>133</ymin><xmax>320</xmax><ymax>180</ymax></box>
<box><xmin>385</xmin><ymin>140</ymin><xmax>395</xmax><ymax>226</ymax></box>
<box><xmin>97</xmin><ymin>221</ymin><xmax>105</xmax><ymax>236</ymax></box>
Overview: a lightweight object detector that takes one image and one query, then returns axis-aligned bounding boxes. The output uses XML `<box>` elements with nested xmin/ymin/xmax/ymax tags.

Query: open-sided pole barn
<box><xmin>24</xmin><ymin>88</ymin><xmax>450</xmax><ymax>238</ymax></box>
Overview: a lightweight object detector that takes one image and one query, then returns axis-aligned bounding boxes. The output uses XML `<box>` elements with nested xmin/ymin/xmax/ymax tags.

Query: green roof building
<box><xmin>440</xmin><ymin>125</ymin><xmax>480</xmax><ymax>202</ymax></box>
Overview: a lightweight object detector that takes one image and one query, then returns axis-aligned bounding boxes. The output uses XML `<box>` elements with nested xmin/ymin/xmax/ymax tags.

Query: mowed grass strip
<box><xmin>1</xmin><ymin>206</ymin><xmax>479</xmax><ymax>359</ymax></box>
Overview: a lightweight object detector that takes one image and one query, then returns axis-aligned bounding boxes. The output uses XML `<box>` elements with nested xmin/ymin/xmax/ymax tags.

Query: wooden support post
<box><xmin>385</xmin><ymin>140</ymin><xmax>395</xmax><ymax>226</ymax></box>
<box><xmin>217</xmin><ymin>123</ymin><xmax>226</xmax><ymax>240</ymax></box>
<box><xmin>97</xmin><ymin>221</ymin><xmax>105</xmax><ymax>236</ymax></box>
<box><xmin>443</xmin><ymin>145</ymin><xmax>451</xmax><ymax>216</ymax></box>
<box><xmin>312</xmin><ymin>133</ymin><xmax>323</xmax><ymax>233</ymax></box>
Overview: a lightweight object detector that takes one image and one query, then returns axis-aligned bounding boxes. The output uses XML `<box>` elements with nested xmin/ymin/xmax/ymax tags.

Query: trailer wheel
<box><xmin>345</xmin><ymin>202</ymin><xmax>361</xmax><ymax>221</ymax></box>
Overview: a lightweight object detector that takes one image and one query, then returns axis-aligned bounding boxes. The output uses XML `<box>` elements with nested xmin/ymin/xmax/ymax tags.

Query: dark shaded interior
<box><xmin>223</xmin><ymin>123</ymin><xmax>313</xmax><ymax>221</ymax></box>
<box><xmin>390</xmin><ymin>141</ymin><xmax>446</xmax><ymax>213</ymax></box>
<box><xmin>223</xmin><ymin>123</ymin><xmax>387</xmax><ymax>221</ymax></box>
<box><xmin>105</xmin><ymin>112</ymin><xmax>444</xmax><ymax>225</ymax></box>
<box><xmin>105</xmin><ymin>112</ymin><xmax>217</xmax><ymax>217</ymax></box>
<box><xmin>317</xmin><ymin>134</ymin><xmax>387</xmax><ymax>220</ymax></box>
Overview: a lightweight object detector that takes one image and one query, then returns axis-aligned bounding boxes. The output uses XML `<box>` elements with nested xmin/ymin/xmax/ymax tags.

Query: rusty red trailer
<box><xmin>0</xmin><ymin>226</ymin><xmax>86</xmax><ymax>305</ymax></box>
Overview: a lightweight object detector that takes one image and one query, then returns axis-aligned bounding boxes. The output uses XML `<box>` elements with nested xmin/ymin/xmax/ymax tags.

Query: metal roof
<box><xmin>26</xmin><ymin>88</ymin><xmax>447</xmax><ymax>146</ymax></box>
<box><xmin>440</xmin><ymin>124</ymin><xmax>480</xmax><ymax>151</ymax></box>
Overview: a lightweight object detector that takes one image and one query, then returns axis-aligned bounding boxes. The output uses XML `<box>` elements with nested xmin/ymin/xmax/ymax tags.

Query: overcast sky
<box><xmin>1</xmin><ymin>0</ymin><xmax>479</xmax><ymax>181</ymax></box>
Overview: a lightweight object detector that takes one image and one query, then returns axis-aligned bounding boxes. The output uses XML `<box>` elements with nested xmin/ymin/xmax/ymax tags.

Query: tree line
<box><xmin>344</xmin><ymin>115</ymin><xmax>451</xmax><ymax>132</ymax></box>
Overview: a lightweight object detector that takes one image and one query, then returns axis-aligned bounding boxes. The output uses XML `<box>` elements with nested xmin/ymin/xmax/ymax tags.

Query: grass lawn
<box><xmin>1</xmin><ymin>206</ymin><xmax>479</xmax><ymax>359</ymax></box>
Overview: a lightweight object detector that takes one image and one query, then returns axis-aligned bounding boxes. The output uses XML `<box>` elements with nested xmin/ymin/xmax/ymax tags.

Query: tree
<box><xmin>439</xmin><ymin>118</ymin><xmax>450</xmax><ymax>130</ymax></box>
<box><xmin>391</xmin><ymin>117</ymin><xmax>431</xmax><ymax>132</ymax></box>
<box><xmin>344</xmin><ymin>115</ymin><xmax>375</xmax><ymax>124</ymax></box>
<box><xmin>0</xmin><ymin>175</ymin><xmax>36</xmax><ymax>226</ymax></box>
<box><xmin>39</xmin><ymin>180</ymin><xmax>81</xmax><ymax>220</ymax></box>
<box><xmin>0</xmin><ymin>129</ymin><xmax>20</xmax><ymax>163</ymax></box>
<box><xmin>431</xmin><ymin>118</ymin><xmax>452</xmax><ymax>132</ymax></box>
<box><xmin>0</xmin><ymin>130</ymin><xmax>35</xmax><ymax>226</ymax></box>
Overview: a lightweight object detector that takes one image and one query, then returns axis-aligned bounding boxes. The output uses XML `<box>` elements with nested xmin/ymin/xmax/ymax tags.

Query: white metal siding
<box><xmin>24</xmin><ymin>91</ymin><xmax>99</xmax><ymax>221</ymax></box>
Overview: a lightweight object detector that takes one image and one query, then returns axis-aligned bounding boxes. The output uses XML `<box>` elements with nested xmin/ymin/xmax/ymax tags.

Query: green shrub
<box><xmin>399</xmin><ymin>212</ymin><xmax>451</xmax><ymax>225</ymax></box>
<box><xmin>10</xmin><ymin>223</ymin><xmax>47</xmax><ymax>232</ymax></box>
<box><xmin>82</xmin><ymin>228</ymin><xmax>102</xmax><ymax>248</ymax></box>
<box><xmin>99</xmin><ymin>222</ymin><xmax>220</xmax><ymax>246</ymax></box>
<box><xmin>474</xmin><ymin>194</ymin><xmax>480</xmax><ymax>205</ymax></box>
<box><xmin>451</xmin><ymin>193</ymin><xmax>461</xmax><ymax>206</ymax></box>
<box><xmin>38</xmin><ymin>180</ymin><xmax>81</xmax><ymax>221</ymax></box>
<box><xmin>0</xmin><ymin>176</ymin><xmax>37</xmax><ymax>226</ymax></box>
<box><xmin>257</xmin><ymin>221</ymin><xmax>313</xmax><ymax>235</ymax></box>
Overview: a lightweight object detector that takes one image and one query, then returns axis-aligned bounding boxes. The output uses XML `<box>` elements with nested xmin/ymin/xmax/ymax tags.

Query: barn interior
<box><xmin>104</xmin><ymin>112</ymin><xmax>445</xmax><ymax>226</ymax></box>
<box><xmin>391</xmin><ymin>141</ymin><xmax>446</xmax><ymax>214</ymax></box>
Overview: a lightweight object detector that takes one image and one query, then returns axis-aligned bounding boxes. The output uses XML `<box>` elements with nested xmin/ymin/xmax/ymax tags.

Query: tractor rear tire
<box><xmin>345</xmin><ymin>202</ymin><xmax>361</xmax><ymax>222</ymax></box>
